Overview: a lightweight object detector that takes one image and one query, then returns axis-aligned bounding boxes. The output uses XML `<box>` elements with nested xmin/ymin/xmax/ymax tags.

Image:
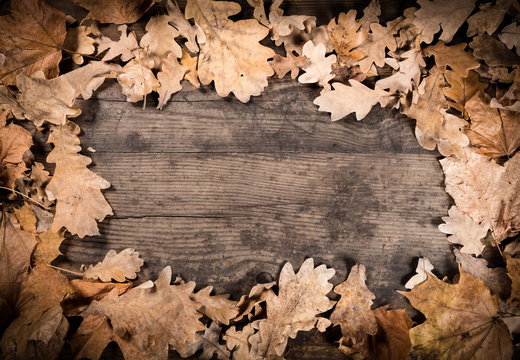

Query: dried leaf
<box><xmin>435</xmin><ymin>109</ymin><xmax>470</xmax><ymax>158</ymax></box>
<box><xmin>84</xmin><ymin>248</ymin><xmax>143</xmax><ymax>282</ymax></box>
<box><xmin>268</xmin><ymin>0</ymin><xmax>314</xmax><ymax>41</ymax></box>
<box><xmin>235</xmin><ymin>282</ymin><xmax>275</xmax><ymax>321</ymax></box>
<box><xmin>157</xmin><ymin>53</ymin><xmax>187</xmax><ymax>110</ymax></box>
<box><xmin>368</xmin><ymin>306</ymin><xmax>412</xmax><ymax>360</ymax></box>
<box><xmin>439</xmin><ymin>205</ymin><xmax>489</xmax><ymax>255</ymax></box>
<box><xmin>0</xmin><ymin>0</ymin><xmax>66</xmax><ymax>85</ymax></box>
<box><xmin>117</xmin><ymin>50</ymin><xmax>159</xmax><ymax>103</ymax></box>
<box><xmin>270</xmin><ymin>52</ymin><xmax>306</xmax><ymax>79</ymax></box>
<box><xmin>330</xmin><ymin>264</ymin><xmax>377</xmax><ymax>359</ymax></box>
<box><xmin>424</xmin><ymin>41</ymin><xmax>479</xmax><ymax>77</ymax></box>
<box><xmin>440</xmin><ymin>148</ymin><xmax>520</xmax><ymax>244</ymax></box>
<box><xmin>466</xmin><ymin>0</ymin><xmax>513</xmax><ymax>36</ymax></box>
<box><xmin>314</xmin><ymin>80</ymin><xmax>393</xmax><ymax>121</ymax></box>
<box><xmin>298</xmin><ymin>41</ymin><xmax>336</xmax><ymax>89</ymax></box>
<box><xmin>185</xmin><ymin>0</ymin><xmax>275</xmax><ymax>103</ymax></box>
<box><xmin>46</xmin><ymin>121</ymin><xmax>112</xmax><ymax>238</ymax></box>
<box><xmin>191</xmin><ymin>286</ymin><xmax>238</xmax><ymax>325</ymax></box>
<box><xmin>247</xmin><ymin>0</ymin><xmax>268</xmax><ymax>27</ymax></box>
<box><xmin>26</xmin><ymin>162</ymin><xmax>52</xmax><ymax>206</ymax></box>
<box><xmin>413</xmin><ymin>0</ymin><xmax>475</xmax><ymax>44</ymax></box>
<box><xmin>466</xmin><ymin>91</ymin><xmax>520</xmax><ymax>158</ymax></box>
<box><xmin>166</xmin><ymin>0</ymin><xmax>205</xmax><ymax>54</ymax></box>
<box><xmin>443</xmin><ymin>70</ymin><xmax>487</xmax><ymax>118</ymax></box>
<box><xmin>180</xmin><ymin>48</ymin><xmax>200</xmax><ymax>88</ymax></box>
<box><xmin>96</xmin><ymin>25</ymin><xmax>139</xmax><ymax>62</ymax></box>
<box><xmin>470</xmin><ymin>33</ymin><xmax>520</xmax><ymax>67</ymax></box>
<box><xmin>400</xmin><ymin>268</ymin><xmax>513</xmax><ymax>359</ymax></box>
<box><xmin>0</xmin><ymin>123</ymin><xmax>32</xmax><ymax>188</ymax></box>
<box><xmin>140</xmin><ymin>15</ymin><xmax>182</xmax><ymax>64</ymax></box>
<box><xmin>72</xmin><ymin>0</ymin><xmax>160</xmax><ymax>24</ymax></box>
<box><xmin>328</xmin><ymin>10</ymin><xmax>368</xmax><ymax>65</ymax></box>
<box><xmin>83</xmin><ymin>266</ymin><xmax>205</xmax><ymax>359</ymax></box>
<box><xmin>376</xmin><ymin>49</ymin><xmax>425</xmax><ymax>94</ymax></box>
<box><xmin>224</xmin><ymin>324</ymin><xmax>255</xmax><ymax>360</ymax></box>
<box><xmin>499</xmin><ymin>23</ymin><xmax>520</xmax><ymax>56</ymax></box>
<box><xmin>359</xmin><ymin>0</ymin><xmax>381</xmax><ymax>31</ymax></box>
<box><xmin>404</xmin><ymin>257</ymin><xmax>434</xmax><ymax>289</ymax></box>
<box><xmin>58</xmin><ymin>61</ymin><xmax>121</xmax><ymax>100</ymax></box>
<box><xmin>507</xmin><ymin>256</ymin><xmax>520</xmax><ymax>307</ymax></box>
<box><xmin>248</xmin><ymin>258</ymin><xmax>335</xmax><ymax>359</ymax></box>
<box><xmin>277</xmin><ymin>20</ymin><xmax>331</xmax><ymax>56</ymax></box>
<box><xmin>63</xmin><ymin>24</ymin><xmax>98</xmax><ymax>65</ymax></box>
<box><xmin>185</xmin><ymin>322</ymin><xmax>230</xmax><ymax>359</ymax></box>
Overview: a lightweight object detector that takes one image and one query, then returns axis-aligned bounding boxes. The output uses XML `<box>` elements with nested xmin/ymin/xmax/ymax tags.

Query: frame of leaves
<box><xmin>1</xmin><ymin>0</ymin><xmax>520</xmax><ymax>359</ymax></box>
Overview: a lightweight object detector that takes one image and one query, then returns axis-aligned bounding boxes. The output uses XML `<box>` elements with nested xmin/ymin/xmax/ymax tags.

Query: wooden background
<box><xmin>38</xmin><ymin>0</ymin><xmax>454</xmax><ymax>358</ymax></box>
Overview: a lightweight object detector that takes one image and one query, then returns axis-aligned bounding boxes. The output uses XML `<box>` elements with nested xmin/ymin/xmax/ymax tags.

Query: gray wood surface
<box><xmin>32</xmin><ymin>0</ymin><xmax>456</xmax><ymax>359</ymax></box>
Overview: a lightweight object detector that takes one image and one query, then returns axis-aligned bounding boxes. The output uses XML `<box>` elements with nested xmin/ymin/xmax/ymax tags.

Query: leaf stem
<box><xmin>48</xmin><ymin>264</ymin><xmax>84</xmax><ymax>277</ymax></box>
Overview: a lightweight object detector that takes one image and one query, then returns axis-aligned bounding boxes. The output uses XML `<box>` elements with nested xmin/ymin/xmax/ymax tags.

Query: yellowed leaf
<box><xmin>180</xmin><ymin>49</ymin><xmax>200</xmax><ymax>88</ymax></box>
<box><xmin>328</xmin><ymin>10</ymin><xmax>368</xmax><ymax>65</ymax></box>
<box><xmin>224</xmin><ymin>324</ymin><xmax>255</xmax><ymax>360</ymax></box>
<box><xmin>368</xmin><ymin>305</ymin><xmax>412</xmax><ymax>360</ymax></box>
<box><xmin>268</xmin><ymin>0</ymin><xmax>313</xmax><ymax>41</ymax></box>
<box><xmin>140</xmin><ymin>15</ymin><xmax>182</xmax><ymax>65</ymax></box>
<box><xmin>376</xmin><ymin>48</ymin><xmax>425</xmax><ymax>94</ymax></box>
<box><xmin>443</xmin><ymin>70</ymin><xmax>488</xmax><ymax>118</ymax></box>
<box><xmin>424</xmin><ymin>41</ymin><xmax>480</xmax><ymax>77</ymax></box>
<box><xmin>63</xmin><ymin>24</ymin><xmax>98</xmax><ymax>65</ymax></box>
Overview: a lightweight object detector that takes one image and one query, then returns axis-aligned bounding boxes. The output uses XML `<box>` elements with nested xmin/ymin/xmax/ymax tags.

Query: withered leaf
<box><xmin>376</xmin><ymin>49</ymin><xmax>425</xmax><ymax>94</ymax></box>
<box><xmin>96</xmin><ymin>25</ymin><xmax>139</xmax><ymax>62</ymax></box>
<box><xmin>0</xmin><ymin>0</ymin><xmax>66</xmax><ymax>85</ymax></box>
<box><xmin>185</xmin><ymin>0</ymin><xmax>275</xmax><ymax>103</ymax></box>
<box><xmin>268</xmin><ymin>0</ymin><xmax>313</xmax><ymax>42</ymax></box>
<box><xmin>73</xmin><ymin>0</ymin><xmax>160</xmax><ymax>24</ymax></box>
<box><xmin>270</xmin><ymin>52</ymin><xmax>306</xmax><ymax>79</ymax></box>
<box><xmin>404</xmin><ymin>257</ymin><xmax>434</xmax><ymax>289</ymax></box>
<box><xmin>328</xmin><ymin>10</ymin><xmax>368</xmax><ymax>65</ymax></box>
<box><xmin>507</xmin><ymin>256</ymin><xmax>520</xmax><ymax>307</ymax></box>
<box><xmin>166</xmin><ymin>0</ymin><xmax>205</xmax><ymax>54</ymax></box>
<box><xmin>248</xmin><ymin>258</ymin><xmax>335</xmax><ymax>359</ymax></box>
<box><xmin>298</xmin><ymin>41</ymin><xmax>336</xmax><ymax>89</ymax></box>
<box><xmin>423</xmin><ymin>41</ymin><xmax>479</xmax><ymax>77</ymax></box>
<box><xmin>499</xmin><ymin>23</ymin><xmax>520</xmax><ymax>56</ymax></box>
<box><xmin>140</xmin><ymin>15</ymin><xmax>182</xmax><ymax>64</ymax></box>
<box><xmin>400</xmin><ymin>268</ymin><xmax>513</xmax><ymax>359</ymax></box>
<box><xmin>180</xmin><ymin>48</ymin><xmax>200</xmax><ymax>88</ymax></box>
<box><xmin>157</xmin><ymin>52</ymin><xmax>187</xmax><ymax>110</ymax></box>
<box><xmin>117</xmin><ymin>50</ymin><xmax>159</xmax><ymax>103</ymax></box>
<box><xmin>191</xmin><ymin>286</ymin><xmax>238</xmax><ymax>325</ymax></box>
<box><xmin>466</xmin><ymin>0</ymin><xmax>513</xmax><ymax>37</ymax></box>
<box><xmin>368</xmin><ymin>306</ymin><xmax>412</xmax><ymax>360</ymax></box>
<box><xmin>46</xmin><ymin>121</ymin><xmax>112</xmax><ymax>238</ymax></box>
<box><xmin>235</xmin><ymin>282</ymin><xmax>275</xmax><ymax>321</ymax></box>
<box><xmin>64</xmin><ymin>279</ymin><xmax>131</xmax><ymax>316</ymax></box>
<box><xmin>224</xmin><ymin>324</ymin><xmax>255</xmax><ymax>360</ymax></box>
<box><xmin>63</xmin><ymin>24</ymin><xmax>98</xmax><ymax>65</ymax></box>
<box><xmin>185</xmin><ymin>322</ymin><xmax>230</xmax><ymax>360</ymax></box>
<box><xmin>246</xmin><ymin>0</ymin><xmax>268</xmax><ymax>27</ymax></box>
<box><xmin>0</xmin><ymin>123</ymin><xmax>32</xmax><ymax>188</ymax></box>
<box><xmin>470</xmin><ymin>33</ymin><xmax>520</xmax><ymax>67</ymax></box>
<box><xmin>84</xmin><ymin>248</ymin><xmax>144</xmax><ymax>283</ymax></box>
<box><xmin>443</xmin><ymin>70</ymin><xmax>487</xmax><ymax>119</ymax></box>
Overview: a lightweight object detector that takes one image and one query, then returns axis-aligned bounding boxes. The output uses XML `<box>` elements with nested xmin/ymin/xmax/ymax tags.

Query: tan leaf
<box><xmin>424</xmin><ymin>41</ymin><xmax>479</xmax><ymax>77</ymax></box>
<box><xmin>63</xmin><ymin>24</ymin><xmax>98</xmax><ymax>65</ymax></box>
<box><xmin>0</xmin><ymin>265</ymin><xmax>74</xmax><ymax>359</ymax></box>
<box><xmin>466</xmin><ymin>91</ymin><xmax>520</xmax><ymax>158</ymax></box>
<box><xmin>26</xmin><ymin>162</ymin><xmax>52</xmax><ymax>206</ymax></box>
<box><xmin>234</xmin><ymin>282</ymin><xmax>275</xmax><ymax>321</ymax></box>
<box><xmin>470</xmin><ymin>33</ymin><xmax>520</xmax><ymax>67</ymax></box>
<box><xmin>412</xmin><ymin>0</ymin><xmax>475</xmax><ymax>44</ymax></box>
<box><xmin>224</xmin><ymin>324</ymin><xmax>255</xmax><ymax>360</ymax></box>
<box><xmin>13</xmin><ymin>202</ymin><xmax>37</xmax><ymax>233</ymax></box>
<box><xmin>403</xmin><ymin>66</ymin><xmax>448</xmax><ymax>151</ymax></box>
<box><xmin>83</xmin><ymin>266</ymin><xmax>205</xmax><ymax>359</ymax></box>
<box><xmin>0</xmin><ymin>0</ymin><xmax>66</xmax><ymax>85</ymax></box>
<box><xmin>72</xmin><ymin>0</ymin><xmax>159</xmax><ymax>24</ymax></box>
<box><xmin>46</xmin><ymin>121</ymin><xmax>112</xmax><ymax>238</ymax></box>
<box><xmin>439</xmin><ymin>205</ymin><xmax>489</xmax><ymax>255</ymax></box>
<box><xmin>157</xmin><ymin>52</ymin><xmax>187</xmax><ymax>110</ymax></box>
<box><xmin>185</xmin><ymin>322</ymin><xmax>230</xmax><ymax>360</ymax></box>
<box><xmin>96</xmin><ymin>25</ymin><xmax>139</xmax><ymax>62</ymax></box>
<box><xmin>166</xmin><ymin>0</ymin><xmax>205</xmax><ymax>54</ymax></box>
<box><xmin>298</xmin><ymin>41</ymin><xmax>336</xmax><ymax>89</ymax></box>
<box><xmin>368</xmin><ymin>305</ymin><xmax>412</xmax><ymax>360</ymax></box>
<box><xmin>185</xmin><ymin>0</ymin><xmax>275</xmax><ymax>103</ymax></box>
<box><xmin>0</xmin><ymin>123</ymin><xmax>32</xmax><ymax>188</ymax></box>
<box><xmin>314</xmin><ymin>80</ymin><xmax>393</xmax><ymax>121</ymax></box>
<box><xmin>330</xmin><ymin>264</ymin><xmax>377</xmax><ymax>359</ymax></box>
<box><xmin>247</xmin><ymin>0</ymin><xmax>268</xmax><ymax>27</ymax></box>
<box><xmin>466</xmin><ymin>0</ymin><xmax>514</xmax><ymax>36</ymax></box>
<box><xmin>248</xmin><ymin>258</ymin><xmax>336</xmax><ymax>359</ymax></box>
<box><xmin>359</xmin><ymin>0</ymin><xmax>381</xmax><ymax>31</ymax></box>
<box><xmin>499</xmin><ymin>23</ymin><xmax>520</xmax><ymax>56</ymax></box>
<box><xmin>455</xmin><ymin>249</ymin><xmax>510</xmax><ymax>300</ymax></box>
<box><xmin>507</xmin><ymin>256</ymin><xmax>520</xmax><ymax>307</ymax></box>
<box><xmin>328</xmin><ymin>10</ymin><xmax>368</xmax><ymax>65</ymax></box>
<box><xmin>191</xmin><ymin>286</ymin><xmax>238</xmax><ymax>325</ymax></box>
<box><xmin>33</xmin><ymin>230</ymin><xmax>65</xmax><ymax>265</ymax></box>
<box><xmin>180</xmin><ymin>48</ymin><xmax>200</xmax><ymax>88</ymax></box>
<box><xmin>140</xmin><ymin>15</ymin><xmax>182</xmax><ymax>65</ymax></box>
<box><xmin>376</xmin><ymin>49</ymin><xmax>425</xmax><ymax>94</ymax></box>
<box><xmin>277</xmin><ymin>19</ymin><xmax>331</xmax><ymax>56</ymax></box>
<box><xmin>440</xmin><ymin>148</ymin><xmax>520</xmax><ymax>244</ymax></box>
<box><xmin>117</xmin><ymin>50</ymin><xmax>159</xmax><ymax>103</ymax></box>
<box><xmin>400</xmin><ymin>268</ymin><xmax>513</xmax><ymax>359</ymax></box>
<box><xmin>435</xmin><ymin>109</ymin><xmax>470</xmax><ymax>158</ymax></box>
<box><xmin>268</xmin><ymin>0</ymin><xmax>314</xmax><ymax>41</ymax></box>
<box><xmin>270</xmin><ymin>52</ymin><xmax>306</xmax><ymax>79</ymax></box>
<box><xmin>443</xmin><ymin>70</ymin><xmax>487</xmax><ymax>118</ymax></box>
<box><xmin>404</xmin><ymin>257</ymin><xmax>434</xmax><ymax>289</ymax></box>
<box><xmin>84</xmin><ymin>248</ymin><xmax>143</xmax><ymax>283</ymax></box>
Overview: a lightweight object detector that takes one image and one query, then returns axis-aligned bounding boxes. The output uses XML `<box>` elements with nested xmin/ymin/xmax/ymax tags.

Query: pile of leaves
<box><xmin>0</xmin><ymin>0</ymin><xmax>520</xmax><ymax>358</ymax></box>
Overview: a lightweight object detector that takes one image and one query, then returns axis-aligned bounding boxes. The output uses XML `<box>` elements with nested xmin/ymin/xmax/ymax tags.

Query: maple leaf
<box><xmin>368</xmin><ymin>305</ymin><xmax>412</xmax><ymax>360</ymax></box>
<box><xmin>298</xmin><ymin>41</ymin><xmax>336</xmax><ymax>89</ymax></box>
<box><xmin>63</xmin><ymin>24</ymin><xmax>99</xmax><ymax>65</ymax></box>
<box><xmin>185</xmin><ymin>0</ymin><xmax>275</xmax><ymax>103</ymax></box>
<box><xmin>46</xmin><ymin>120</ymin><xmax>112</xmax><ymax>238</ymax></box>
<box><xmin>412</xmin><ymin>0</ymin><xmax>475</xmax><ymax>44</ymax></box>
<box><xmin>0</xmin><ymin>0</ymin><xmax>66</xmax><ymax>85</ymax></box>
<box><xmin>185</xmin><ymin>322</ymin><xmax>231</xmax><ymax>359</ymax></box>
<box><xmin>375</xmin><ymin>49</ymin><xmax>425</xmax><ymax>94</ymax></box>
<box><xmin>268</xmin><ymin>0</ymin><xmax>314</xmax><ymax>42</ymax></box>
<box><xmin>96</xmin><ymin>25</ymin><xmax>139</xmax><ymax>62</ymax></box>
<box><xmin>466</xmin><ymin>0</ymin><xmax>514</xmax><ymax>37</ymax></box>
<box><xmin>140</xmin><ymin>15</ymin><xmax>182</xmax><ymax>65</ymax></box>
<box><xmin>0</xmin><ymin>265</ymin><xmax>74</xmax><ymax>359</ymax></box>
<box><xmin>423</xmin><ymin>42</ymin><xmax>479</xmax><ymax>77</ymax></box>
<box><xmin>404</xmin><ymin>258</ymin><xmax>434</xmax><ymax>289</ymax></box>
<box><xmin>82</xmin><ymin>266</ymin><xmax>205</xmax><ymax>359</ymax></box>
<box><xmin>248</xmin><ymin>258</ymin><xmax>335</xmax><ymax>359</ymax></box>
<box><xmin>72</xmin><ymin>0</ymin><xmax>160</xmax><ymax>24</ymax></box>
<box><xmin>314</xmin><ymin>80</ymin><xmax>393</xmax><ymax>121</ymax></box>
<box><xmin>166</xmin><ymin>0</ymin><xmax>205</xmax><ymax>54</ymax></box>
<box><xmin>330</xmin><ymin>264</ymin><xmax>377</xmax><ymax>359</ymax></box>
<box><xmin>465</xmin><ymin>91</ymin><xmax>520</xmax><ymax>158</ymax></box>
<box><xmin>440</xmin><ymin>148</ymin><xmax>520</xmax><ymax>245</ymax></box>
<box><xmin>400</xmin><ymin>268</ymin><xmax>513</xmax><ymax>359</ymax></box>
<box><xmin>455</xmin><ymin>250</ymin><xmax>511</xmax><ymax>300</ymax></box>
<box><xmin>328</xmin><ymin>10</ymin><xmax>368</xmax><ymax>65</ymax></box>
<box><xmin>224</xmin><ymin>324</ymin><xmax>255</xmax><ymax>360</ymax></box>
<box><xmin>470</xmin><ymin>34</ymin><xmax>520</xmax><ymax>67</ymax></box>
<box><xmin>443</xmin><ymin>70</ymin><xmax>487</xmax><ymax>119</ymax></box>
<box><xmin>117</xmin><ymin>50</ymin><xmax>160</xmax><ymax>103</ymax></box>
<box><xmin>157</xmin><ymin>52</ymin><xmax>187</xmax><ymax>110</ymax></box>
<box><xmin>84</xmin><ymin>248</ymin><xmax>144</xmax><ymax>282</ymax></box>
<box><xmin>499</xmin><ymin>23</ymin><xmax>520</xmax><ymax>56</ymax></box>
<box><xmin>0</xmin><ymin>123</ymin><xmax>32</xmax><ymax>188</ymax></box>
<box><xmin>191</xmin><ymin>286</ymin><xmax>238</xmax><ymax>325</ymax></box>
<box><xmin>270</xmin><ymin>52</ymin><xmax>306</xmax><ymax>79</ymax></box>
<box><xmin>439</xmin><ymin>205</ymin><xmax>489</xmax><ymax>255</ymax></box>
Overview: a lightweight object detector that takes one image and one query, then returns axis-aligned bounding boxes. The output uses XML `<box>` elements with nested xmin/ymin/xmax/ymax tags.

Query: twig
<box><xmin>49</xmin><ymin>264</ymin><xmax>84</xmax><ymax>277</ymax></box>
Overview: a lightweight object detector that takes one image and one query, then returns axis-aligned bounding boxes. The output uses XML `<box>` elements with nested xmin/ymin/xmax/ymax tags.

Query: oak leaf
<box><xmin>438</xmin><ymin>205</ymin><xmax>489</xmax><ymax>255</ymax></box>
<box><xmin>235</xmin><ymin>282</ymin><xmax>275</xmax><ymax>321</ymax></box>
<box><xmin>404</xmin><ymin>257</ymin><xmax>434</xmax><ymax>289</ymax></box>
<box><xmin>465</xmin><ymin>91</ymin><xmax>520</xmax><ymax>158</ymax></box>
<box><xmin>270</xmin><ymin>52</ymin><xmax>306</xmax><ymax>79</ymax></box>
<box><xmin>83</xmin><ymin>266</ymin><xmax>205</xmax><ymax>359</ymax></box>
<box><xmin>358</xmin><ymin>0</ymin><xmax>381</xmax><ymax>31</ymax></box>
<box><xmin>84</xmin><ymin>248</ymin><xmax>144</xmax><ymax>282</ymax></box>
<box><xmin>157</xmin><ymin>52</ymin><xmax>187</xmax><ymax>110</ymax></box>
<box><xmin>190</xmin><ymin>286</ymin><xmax>238</xmax><ymax>325</ymax></box>
<box><xmin>185</xmin><ymin>0</ymin><xmax>275</xmax><ymax>103</ymax></box>
<box><xmin>375</xmin><ymin>49</ymin><xmax>425</xmax><ymax>94</ymax></box>
<box><xmin>298</xmin><ymin>41</ymin><xmax>336</xmax><ymax>89</ymax></box>
<box><xmin>184</xmin><ymin>322</ymin><xmax>230</xmax><ymax>359</ymax></box>
<box><xmin>96</xmin><ymin>25</ymin><xmax>139</xmax><ymax>62</ymax></box>
<box><xmin>140</xmin><ymin>15</ymin><xmax>182</xmax><ymax>64</ymax></box>
<box><xmin>0</xmin><ymin>0</ymin><xmax>66</xmax><ymax>85</ymax></box>
<box><xmin>72</xmin><ymin>0</ymin><xmax>160</xmax><ymax>24</ymax></box>
<box><xmin>314</xmin><ymin>80</ymin><xmax>393</xmax><ymax>121</ymax></box>
<box><xmin>330</xmin><ymin>264</ymin><xmax>377</xmax><ymax>359</ymax></box>
<box><xmin>400</xmin><ymin>268</ymin><xmax>513</xmax><ymax>359</ymax></box>
<box><xmin>412</xmin><ymin>0</ymin><xmax>475</xmax><ymax>44</ymax></box>
<box><xmin>0</xmin><ymin>123</ymin><xmax>32</xmax><ymax>188</ymax></box>
<box><xmin>268</xmin><ymin>0</ymin><xmax>314</xmax><ymax>42</ymax></box>
<box><xmin>423</xmin><ymin>41</ymin><xmax>479</xmax><ymax>77</ymax></box>
<box><xmin>46</xmin><ymin>121</ymin><xmax>112</xmax><ymax>238</ymax></box>
<box><xmin>248</xmin><ymin>258</ymin><xmax>335</xmax><ymax>359</ymax></box>
<box><xmin>117</xmin><ymin>50</ymin><xmax>159</xmax><ymax>103</ymax></box>
<box><xmin>224</xmin><ymin>324</ymin><xmax>255</xmax><ymax>360</ymax></box>
<box><xmin>166</xmin><ymin>0</ymin><xmax>205</xmax><ymax>54</ymax></box>
<box><xmin>180</xmin><ymin>49</ymin><xmax>200</xmax><ymax>88</ymax></box>
<box><xmin>470</xmin><ymin>34</ymin><xmax>520</xmax><ymax>67</ymax></box>
<box><xmin>24</xmin><ymin>163</ymin><xmax>51</xmax><ymax>206</ymax></box>
<box><xmin>435</xmin><ymin>109</ymin><xmax>470</xmax><ymax>158</ymax></box>
<box><xmin>499</xmin><ymin>23</ymin><xmax>520</xmax><ymax>56</ymax></box>
<box><xmin>277</xmin><ymin>19</ymin><xmax>331</xmax><ymax>56</ymax></box>
<box><xmin>507</xmin><ymin>256</ymin><xmax>520</xmax><ymax>307</ymax></box>
<box><xmin>63</xmin><ymin>24</ymin><xmax>99</xmax><ymax>65</ymax></box>
<box><xmin>466</xmin><ymin>0</ymin><xmax>514</xmax><ymax>36</ymax></box>
<box><xmin>443</xmin><ymin>70</ymin><xmax>487</xmax><ymax>119</ymax></box>
<box><xmin>440</xmin><ymin>148</ymin><xmax>520</xmax><ymax>245</ymax></box>
<box><xmin>328</xmin><ymin>10</ymin><xmax>368</xmax><ymax>65</ymax></box>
